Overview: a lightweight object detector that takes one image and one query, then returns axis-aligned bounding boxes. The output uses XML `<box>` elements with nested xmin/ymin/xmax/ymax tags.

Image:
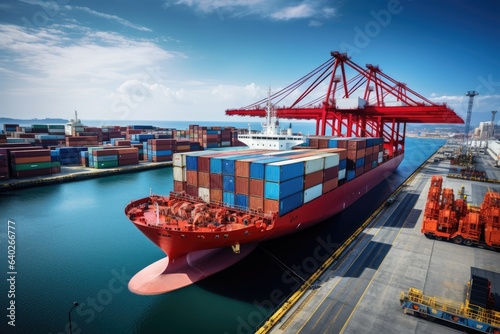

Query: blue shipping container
<box><xmin>339</xmin><ymin>159</ymin><xmax>347</xmax><ymax>170</ymax></box>
<box><xmin>250</xmin><ymin>157</ymin><xmax>287</xmax><ymax>180</ymax></box>
<box><xmin>186</xmin><ymin>155</ymin><xmax>198</xmax><ymax>171</ymax></box>
<box><xmin>264</xmin><ymin>176</ymin><xmax>304</xmax><ymax>200</ymax></box>
<box><xmin>328</xmin><ymin>139</ymin><xmax>338</xmax><ymax>148</ymax></box>
<box><xmin>152</xmin><ymin>149</ymin><xmax>173</xmax><ymax>157</ymax></box>
<box><xmin>355</xmin><ymin>157</ymin><xmax>365</xmax><ymax>168</ymax></box>
<box><xmin>235</xmin><ymin>194</ymin><xmax>249</xmax><ymax>209</ymax></box>
<box><xmin>223</xmin><ymin>191</ymin><xmax>235</xmax><ymax>206</ymax></box>
<box><xmin>93</xmin><ymin>155</ymin><xmax>118</xmax><ymax>162</ymax></box>
<box><xmin>279</xmin><ymin>191</ymin><xmax>303</xmax><ymax>216</ymax></box>
<box><xmin>223</xmin><ymin>175</ymin><xmax>235</xmax><ymax>192</ymax></box>
<box><xmin>347</xmin><ymin>170</ymin><xmax>356</xmax><ymax>181</ymax></box>
<box><xmin>210</xmin><ymin>157</ymin><xmax>223</xmax><ymax>174</ymax></box>
<box><xmin>265</xmin><ymin>160</ymin><xmax>304</xmax><ymax>183</ymax></box>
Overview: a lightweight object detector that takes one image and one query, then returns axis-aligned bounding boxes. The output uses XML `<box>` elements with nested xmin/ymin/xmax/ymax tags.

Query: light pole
<box><xmin>68</xmin><ymin>301</ymin><xmax>79</xmax><ymax>334</ymax></box>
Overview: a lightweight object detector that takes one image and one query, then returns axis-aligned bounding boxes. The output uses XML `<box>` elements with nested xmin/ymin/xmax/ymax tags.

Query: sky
<box><xmin>0</xmin><ymin>0</ymin><xmax>499</xmax><ymax>125</ymax></box>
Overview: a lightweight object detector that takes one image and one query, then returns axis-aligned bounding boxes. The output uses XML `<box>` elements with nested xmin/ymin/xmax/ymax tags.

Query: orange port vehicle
<box><xmin>421</xmin><ymin>175</ymin><xmax>500</xmax><ymax>249</ymax></box>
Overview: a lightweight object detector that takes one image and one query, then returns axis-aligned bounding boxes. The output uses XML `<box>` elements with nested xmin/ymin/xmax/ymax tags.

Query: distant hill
<box><xmin>0</xmin><ymin>117</ymin><xmax>68</xmax><ymax>124</ymax></box>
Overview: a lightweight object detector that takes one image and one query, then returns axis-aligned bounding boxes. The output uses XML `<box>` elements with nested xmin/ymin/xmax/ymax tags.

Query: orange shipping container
<box><xmin>249</xmin><ymin>179</ymin><xmax>264</xmax><ymax>197</ymax></box>
<box><xmin>210</xmin><ymin>189</ymin><xmax>222</xmax><ymax>202</ymax></box>
<box><xmin>235</xmin><ymin>160</ymin><xmax>251</xmax><ymax>178</ymax></box>
<box><xmin>235</xmin><ymin>176</ymin><xmax>249</xmax><ymax>195</ymax></box>
<box><xmin>186</xmin><ymin>170</ymin><xmax>198</xmax><ymax>187</ymax></box>
<box><xmin>198</xmin><ymin>171</ymin><xmax>210</xmax><ymax>188</ymax></box>
<box><xmin>304</xmin><ymin>170</ymin><xmax>323</xmax><ymax>189</ymax></box>
<box><xmin>249</xmin><ymin>196</ymin><xmax>264</xmax><ymax>212</ymax></box>
<box><xmin>264</xmin><ymin>199</ymin><xmax>279</xmax><ymax>215</ymax></box>
<box><xmin>11</xmin><ymin>156</ymin><xmax>51</xmax><ymax>164</ymax></box>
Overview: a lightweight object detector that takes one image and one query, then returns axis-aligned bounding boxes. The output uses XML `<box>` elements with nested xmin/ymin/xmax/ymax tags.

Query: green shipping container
<box><xmin>32</xmin><ymin>124</ymin><xmax>48</xmax><ymax>129</ymax></box>
<box><xmin>51</xmin><ymin>161</ymin><xmax>61</xmax><ymax>167</ymax></box>
<box><xmin>12</xmin><ymin>161</ymin><xmax>52</xmax><ymax>171</ymax></box>
<box><xmin>94</xmin><ymin>160</ymin><xmax>119</xmax><ymax>169</ymax></box>
<box><xmin>48</xmin><ymin>124</ymin><xmax>65</xmax><ymax>129</ymax></box>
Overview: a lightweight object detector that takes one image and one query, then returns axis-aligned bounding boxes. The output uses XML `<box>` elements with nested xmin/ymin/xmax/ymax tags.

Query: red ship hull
<box><xmin>125</xmin><ymin>153</ymin><xmax>403</xmax><ymax>294</ymax></box>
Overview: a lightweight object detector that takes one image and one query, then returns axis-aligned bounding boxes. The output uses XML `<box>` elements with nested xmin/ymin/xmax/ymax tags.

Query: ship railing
<box><xmin>402</xmin><ymin>288</ymin><xmax>500</xmax><ymax>327</ymax></box>
<box><xmin>169</xmin><ymin>191</ymin><xmax>275</xmax><ymax>220</ymax></box>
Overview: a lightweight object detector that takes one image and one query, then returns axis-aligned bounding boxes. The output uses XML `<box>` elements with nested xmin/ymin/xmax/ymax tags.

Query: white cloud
<box><xmin>271</xmin><ymin>4</ymin><xmax>315</xmax><ymax>20</ymax></box>
<box><xmin>165</xmin><ymin>0</ymin><xmax>337</xmax><ymax>23</ymax></box>
<box><xmin>68</xmin><ymin>6</ymin><xmax>152</xmax><ymax>32</ymax></box>
<box><xmin>430</xmin><ymin>93</ymin><xmax>500</xmax><ymax>123</ymax></box>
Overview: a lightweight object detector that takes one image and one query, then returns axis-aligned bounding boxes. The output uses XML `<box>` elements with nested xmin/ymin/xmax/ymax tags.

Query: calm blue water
<box><xmin>0</xmin><ymin>136</ymin><xmax>445</xmax><ymax>334</ymax></box>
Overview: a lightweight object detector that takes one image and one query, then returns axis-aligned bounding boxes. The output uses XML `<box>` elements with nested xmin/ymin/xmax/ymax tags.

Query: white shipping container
<box><xmin>335</xmin><ymin>97</ymin><xmax>366</xmax><ymax>110</ymax></box>
<box><xmin>299</xmin><ymin>156</ymin><xmax>324</xmax><ymax>174</ymax></box>
<box><xmin>173</xmin><ymin>166</ymin><xmax>186</xmax><ymax>182</ymax></box>
<box><xmin>319</xmin><ymin>153</ymin><xmax>340</xmax><ymax>169</ymax></box>
<box><xmin>172</xmin><ymin>153</ymin><xmax>185</xmax><ymax>167</ymax></box>
<box><xmin>338</xmin><ymin>169</ymin><xmax>346</xmax><ymax>180</ymax></box>
<box><xmin>303</xmin><ymin>183</ymin><xmax>323</xmax><ymax>203</ymax></box>
<box><xmin>378</xmin><ymin>151</ymin><xmax>384</xmax><ymax>163</ymax></box>
<box><xmin>198</xmin><ymin>187</ymin><xmax>210</xmax><ymax>203</ymax></box>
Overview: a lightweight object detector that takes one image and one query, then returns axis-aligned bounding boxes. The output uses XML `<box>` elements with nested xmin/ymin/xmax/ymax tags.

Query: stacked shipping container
<box><xmin>10</xmin><ymin>149</ymin><xmax>52</xmax><ymax>178</ymax></box>
<box><xmin>172</xmin><ymin>137</ymin><xmax>379</xmax><ymax>217</ymax></box>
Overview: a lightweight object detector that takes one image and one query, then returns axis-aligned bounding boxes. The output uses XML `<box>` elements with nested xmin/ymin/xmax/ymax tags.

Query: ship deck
<box><xmin>265</xmin><ymin>147</ymin><xmax>500</xmax><ymax>334</ymax></box>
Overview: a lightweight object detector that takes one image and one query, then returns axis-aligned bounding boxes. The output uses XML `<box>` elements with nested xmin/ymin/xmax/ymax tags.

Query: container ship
<box><xmin>124</xmin><ymin>51</ymin><xmax>464</xmax><ymax>295</ymax></box>
<box><xmin>124</xmin><ymin>97</ymin><xmax>402</xmax><ymax>295</ymax></box>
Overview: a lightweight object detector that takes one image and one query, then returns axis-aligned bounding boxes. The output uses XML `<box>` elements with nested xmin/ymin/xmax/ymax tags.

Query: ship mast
<box><xmin>262</xmin><ymin>87</ymin><xmax>280</xmax><ymax>136</ymax></box>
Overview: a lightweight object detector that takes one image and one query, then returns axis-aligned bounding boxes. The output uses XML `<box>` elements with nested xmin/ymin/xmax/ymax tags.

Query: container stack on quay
<box><xmin>9</xmin><ymin>149</ymin><xmax>53</xmax><ymax>178</ymax></box>
<box><xmin>171</xmin><ymin>136</ymin><xmax>385</xmax><ymax>216</ymax></box>
<box><xmin>1</xmin><ymin>122</ymin><xmax>247</xmax><ymax>181</ymax></box>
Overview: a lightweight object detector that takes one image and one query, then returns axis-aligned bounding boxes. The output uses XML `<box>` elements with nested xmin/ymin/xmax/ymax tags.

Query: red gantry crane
<box><xmin>225</xmin><ymin>51</ymin><xmax>464</xmax><ymax>158</ymax></box>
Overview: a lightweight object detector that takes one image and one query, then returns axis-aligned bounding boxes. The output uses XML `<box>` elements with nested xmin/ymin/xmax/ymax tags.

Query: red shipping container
<box><xmin>118</xmin><ymin>153</ymin><xmax>139</xmax><ymax>161</ymax></box>
<box><xmin>118</xmin><ymin>158</ymin><xmax>138</xmax><ymax>166</ymax></box>
<box><xmin>13</xmin><ymin>167</ymin><xmax>52</xmax><ymax>178</ymax></box>
<box><xmin>10</xmin><ymin>149</ymin><xmax>50</xmax><ymax>158</ymax></box>
<box><xmin>186</xmin><ymin>185</ymin><xmax>198</xmax><ymax>197</ymax></box>
<box><xmin>249</xmin><ymin>179</ymin><xmax>264</xmax><ymax>197</ymax></box>
<box><xmin>323</xmin><ymin>166</ymin><xmax>339</xmax><ymax>181</ymax></box>
<box><xmin>198</xmin><ymin>172</ymin><xmax>210</xmax><ymax>188</ymax></box>
<box><xmin>347</xmin><ymin>139</ymin><xmax>366</xmax><ymax>150</ymax></box>
<box><xmin>235</xmin><ymin>176</ymin><xmax>249</xmax><ymax>195</ymax></box>
<box><xmin>198</xmin><ymin>156</ymin><xmax>211</xmax><ymax>172</ymax></box>
<box><xmin>322</xmin><ymin>178</ymin><xmax>338</xmax><ymax>193</ymax></box>
<box><xmin>304</xmin><ymin>170</ymin><xmax>323</xmax><ymax>189</ymax></box>
<box><xmin>210</xmin><ymin>173</ymin><xmax>223</xmax><ymax>189</ymax></box>
<box><xmin>93</xmin><ymin>149</ymin><xmax>118</xmax><ymax>156</ymax></box>
<box><xmin>174</xmin><ymin>180</ymin><xmax>186</xmax><ymax>192</ymax></box>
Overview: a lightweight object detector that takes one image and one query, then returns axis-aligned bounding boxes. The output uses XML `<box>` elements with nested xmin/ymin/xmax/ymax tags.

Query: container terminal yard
<box><xmin>0</xmin><ymin>116</ymin><xmax>247</xmax><ymax>191</ymax></box>
<box><xmin>260</xmin><ymin>143</ymin><xmax>500</xmax><ymax>334</ymax></box>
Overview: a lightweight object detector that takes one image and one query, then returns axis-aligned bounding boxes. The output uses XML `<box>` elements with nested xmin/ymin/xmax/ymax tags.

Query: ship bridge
<box><xmin>226</xmin><ymin>51</ymin><xmax>464</xmax><ymax>157</ymax></box>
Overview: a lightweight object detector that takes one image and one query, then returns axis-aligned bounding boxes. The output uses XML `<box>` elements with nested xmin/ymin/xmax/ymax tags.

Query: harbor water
<box><xmin>0</xmin><ymin>135</ymin><xmax>445</xmax><ymax>334</ymax></box>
